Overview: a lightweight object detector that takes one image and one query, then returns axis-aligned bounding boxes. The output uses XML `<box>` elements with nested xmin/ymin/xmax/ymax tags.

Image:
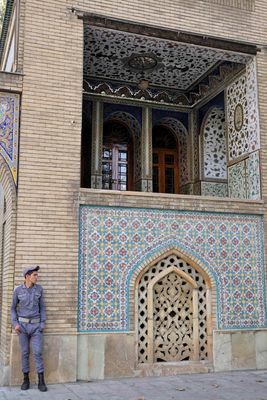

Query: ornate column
<box><xmin>90</xmin><ymin>101</ymin><xmax>103</xmax><ymax>189</ymax></box>
<box><xmin>141</xmin><ymin>106</ymin><xmax>152</xmax><ymax>192</ymax></box>
<box><xmin>189</xmin><ymin>109</ymin><xmax>201</xmax><ymax>195</ymax></box>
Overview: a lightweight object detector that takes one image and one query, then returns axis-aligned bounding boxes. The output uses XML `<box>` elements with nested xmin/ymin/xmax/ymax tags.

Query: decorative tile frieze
<box><xmin>0</xmin><ymin>92</ymin><xmax>20</xmax><ymax>184</ymax></box>
<box><xmin>78</xmin><ymin>206</ymin><xmax>266</xmax><ymax>333</ymax></box>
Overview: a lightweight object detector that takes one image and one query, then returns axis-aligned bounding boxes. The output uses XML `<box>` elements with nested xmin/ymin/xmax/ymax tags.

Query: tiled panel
<box><xmin>228</xmin><ymin>152</ymin><xmax>261</xmax><ymax>200</ymax></box>
<box><xmin>0</xmin><ymin>92</ymin><xmax>20</xmax><ymax>184</ymax></box>
<box><xmin>202</xmin><ymin>107</ymin><xmax>227</xmax><ymax>180</ymax></box>
<box><xmin>228</xmin><ymin>161</ymin><xmax>247</xmax><ymax>199</ymax></box>
<box><xmin>227</xmin><ymin>60</ymin><xmax>260</xmax><ymax>161</ymax></box>
<box><xmin>246</xmin><ymin>151</ymin><xmax>260</xmax><ymax>200</ymax></box>
<box><xmin>201</xmin><ymin>182</ymin><xmax>228</xmax><ymax>197</ymax></box>
<box><xmin>79</xmin><ymin>206</ymin><xmax>265</xmax><ymax>332</ymax></box>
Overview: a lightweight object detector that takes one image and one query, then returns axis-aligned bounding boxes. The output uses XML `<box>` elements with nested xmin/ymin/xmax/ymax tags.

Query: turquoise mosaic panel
<box><xmin>0</xmin><ymin>92</ymin><xmax>20</xmax><ymax>184</ymax></box>
<box><xmin>78</xmin><ymin>206</ymin><xmax>266</xmax><ymax>332</ymax></box>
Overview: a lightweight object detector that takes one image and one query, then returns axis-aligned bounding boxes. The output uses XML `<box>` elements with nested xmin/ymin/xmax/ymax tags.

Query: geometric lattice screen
<box><xmin>138</xmin><ymin>254</ymin><xmax>208</xmax><ymax>364</ymax></box>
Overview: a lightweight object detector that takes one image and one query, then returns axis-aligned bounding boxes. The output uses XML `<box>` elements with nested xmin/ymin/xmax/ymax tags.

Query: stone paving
<box><xmin>0</xmin><ymin>370</ymin><xmax>267</xmax><ymax>400</ymax></box>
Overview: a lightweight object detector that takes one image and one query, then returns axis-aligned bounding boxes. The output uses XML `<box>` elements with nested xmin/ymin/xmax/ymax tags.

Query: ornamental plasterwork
<box><xmin>201</xmin><ymin>107</ymin><xmax>227</xmax><ymax>180</ymax></box>
<box><xmin>227</xmin><ymin>59</ymin><xmax>260</xmax><ymax>161</ymax></box>
<box><xmin>83</xmin><ymin>80</ymin><xmax>191</xmax><ymax>106</ymax></box>
<box><xmin>0</xmin><ymin>92</ymin><xmax>20</xmax><ymax>184</ymax></box>
<box><xmin>84</xmin><ymin>26</ymin><xmax>250</xmax><ymax>91</ymax></box>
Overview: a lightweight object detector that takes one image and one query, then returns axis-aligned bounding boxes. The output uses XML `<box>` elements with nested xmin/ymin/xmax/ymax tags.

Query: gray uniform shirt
<box><xmin>11</xmin><ymin>283</ymin><xmax>46</xmax><ymax>328</ymax></box>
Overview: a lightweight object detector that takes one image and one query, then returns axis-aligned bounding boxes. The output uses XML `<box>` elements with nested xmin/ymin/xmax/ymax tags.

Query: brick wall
<box><xmin>9</xmin><ymin>0</ymin><xmax>265</xmax><ymax>339</ymax></box>
<box><xmin>0</xmin><ymin>159</ymin><xmax>17</xmax><ymax>375</ymax></box>
<box><xmin>200</xmin><ymin>0</ymin><xmax>254</xmax><ymax>11</ymax></box>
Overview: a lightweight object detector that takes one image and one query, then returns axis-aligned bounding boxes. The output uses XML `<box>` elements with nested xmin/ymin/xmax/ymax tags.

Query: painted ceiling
<box><xmin>83</xmin><ymin>26</ymin><xmax>251</xmax><ymax>92</ymax></box>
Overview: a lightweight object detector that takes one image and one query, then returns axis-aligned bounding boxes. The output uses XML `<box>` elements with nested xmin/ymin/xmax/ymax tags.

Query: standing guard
<box><xmin>11</xmin><ymin>265</ymin><xmax>47</xmax><ymax>392</ymax></box>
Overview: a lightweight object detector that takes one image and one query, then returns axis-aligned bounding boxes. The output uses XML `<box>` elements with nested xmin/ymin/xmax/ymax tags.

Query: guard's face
<box><xmin>26</xmin><ymin>271</ymin><xmax>38</xmax><ymax>285</ymax></box>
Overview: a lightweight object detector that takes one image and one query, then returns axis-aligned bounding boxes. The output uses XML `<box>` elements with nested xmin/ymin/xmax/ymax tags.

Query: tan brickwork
<box><xmin>0</xmin><ymin>158</ymin><xmax>17</xmax><ymax>385</ymax></box>
<box><xmin>0</xmin><ymin>0</ymin><xmax>266</xmax><ymax>384</ymax></box>
<box><xmin>200</xmin><ymin>0</ymin><xmax>254</xmax><ymax>11</ymax></box>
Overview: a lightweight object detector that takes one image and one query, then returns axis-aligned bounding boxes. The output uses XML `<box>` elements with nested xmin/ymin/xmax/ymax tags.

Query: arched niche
<box><xmin>136</xmin><ymin>250</ymin><xmax>213</xmax><ymax>365</ymax></box>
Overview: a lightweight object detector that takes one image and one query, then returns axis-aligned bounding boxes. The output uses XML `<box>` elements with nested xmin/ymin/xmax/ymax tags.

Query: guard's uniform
<box><xmin>11</xmin><ymin>283</ymin><xmax>46</xmax><ymax>373</ymax></box>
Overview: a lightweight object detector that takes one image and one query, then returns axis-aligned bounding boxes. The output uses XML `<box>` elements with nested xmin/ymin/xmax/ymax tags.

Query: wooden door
<box><xmin>153</xmin><ymin>149</ymin><xmax>179</xmax><ymax>194</ymax></box>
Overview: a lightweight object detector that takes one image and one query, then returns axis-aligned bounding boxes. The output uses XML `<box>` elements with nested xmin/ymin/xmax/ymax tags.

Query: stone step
<box><xmin>135</xmin><ymin>361</ymin><xmax>213</xmax><ymax>377</ymax></box>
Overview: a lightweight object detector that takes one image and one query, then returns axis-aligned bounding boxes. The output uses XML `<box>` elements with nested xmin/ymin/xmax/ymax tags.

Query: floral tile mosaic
<box><xmin>0</xmin><ymin>92</ymin><xmax>20</xmax><ymax>184</ymax></box>
<box><xmin>78</xmin><ymin>206</ymin><xmax>266</xmax><ymax>332</ymax></box>
<box><xmin>227</xmin><ymin>59</ymin><xmax>260</xmax><ymax>162</ymax></box>
<box><xmin>201</xmin><ymin>182</ymin><xmax>228</xmax><ymax>197</ymax></box>
<box><xmin>246</xmin><ymin>151</ymin><xmax>260</xmax><ymax>200</ymax></box>
<box><xmin>228</xmin><ymin>161</ymin><xmax>247</xmax><ymax>199</ymax></box>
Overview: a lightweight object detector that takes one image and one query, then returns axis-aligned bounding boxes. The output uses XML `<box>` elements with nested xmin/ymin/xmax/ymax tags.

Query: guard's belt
<box><xmin>18</xmin><ymin>317</ymin><xmax>40</xmax><ymax>324</ymax></box>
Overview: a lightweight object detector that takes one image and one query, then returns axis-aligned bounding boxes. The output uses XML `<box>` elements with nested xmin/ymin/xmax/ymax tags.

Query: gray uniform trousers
<box><xmin>19</xmin><ymin>322</ymin><xmax>44</xmax><ymax>373</ymax></box>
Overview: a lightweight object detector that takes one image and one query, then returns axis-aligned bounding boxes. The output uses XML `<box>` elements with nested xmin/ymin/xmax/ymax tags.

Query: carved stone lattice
<box><xmin>138</xmin><ymin>254</ymin><xmax>208</xmax><ymax>363</ymax></box>
<box><xmin>153</xmin><ymin>272</ymin><xmax>193</xmax><ymax>362</ymax></box>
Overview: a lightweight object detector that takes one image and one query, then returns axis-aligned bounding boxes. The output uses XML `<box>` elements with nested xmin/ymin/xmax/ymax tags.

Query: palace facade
<box><xmin>0</xmin><ymin>0</ymin><xmax>266</xmax><ymax>385</ymax></box>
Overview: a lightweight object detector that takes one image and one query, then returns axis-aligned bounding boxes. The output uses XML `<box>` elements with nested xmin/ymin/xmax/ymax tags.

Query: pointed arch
<box><xmin>153</xmin><ymin>117</ymin><xmax>189</xmax><ymax>187</ymax></box>
<box><xmin>132</xmin><ymin>245</ymin><xmax>215</xmax><ymax>291</ymax></box>
<box><xmin>104</xmin><ymin>111</ymin><xmax>141</xmax><ymax>189</ymax></box>
<box><xmin>134</xmin><ymin>247</ymin><xmax>213</xmax><ymax>364</ymax></box>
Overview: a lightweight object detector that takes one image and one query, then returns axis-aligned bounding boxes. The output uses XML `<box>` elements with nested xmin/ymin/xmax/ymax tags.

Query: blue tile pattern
<box><xmin>78</xmin><ymin>206</ymin><xmax>266</xmax><ymax>332</ymax></box>
<box><xmin>0</xmin><ymin>92</ymin><xmax>20</xmax><ymax>183</ymax></box>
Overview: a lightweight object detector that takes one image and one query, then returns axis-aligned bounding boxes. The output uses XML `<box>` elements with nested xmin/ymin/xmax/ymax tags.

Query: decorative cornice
<box><xmin>78</xmin><ymin>12</ymin><xmax>260</xmax><ymax>55</ymax></box>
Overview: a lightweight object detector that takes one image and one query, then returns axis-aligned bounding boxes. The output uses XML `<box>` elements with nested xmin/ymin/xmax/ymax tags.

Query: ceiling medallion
<box><xmin>234</xmin><ymin>103</ymin><xmax>244</xmax><ymax>131</ymax></box>
<box><xmin>126</xmin><ymin>53</ymin><xmax>159</xmax><ymax>71</ymax></box>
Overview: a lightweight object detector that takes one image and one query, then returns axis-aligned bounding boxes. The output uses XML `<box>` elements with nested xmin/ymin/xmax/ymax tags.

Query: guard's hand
<box><xmin>14</xmin><ymin>324</ymin><xmax>21</xmax><ymax>334</ymax></box>
<box><xmin>39</xmin><ymin>323</ymin><xmax>45</xmax><ymax>332</ymax></box>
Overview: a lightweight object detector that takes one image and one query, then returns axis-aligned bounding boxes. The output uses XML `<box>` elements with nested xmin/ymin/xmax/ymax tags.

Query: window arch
<box><xmin>102</xmin><ymin>120</ymin><xmax>133</xmax><ymax>191</ymax></box>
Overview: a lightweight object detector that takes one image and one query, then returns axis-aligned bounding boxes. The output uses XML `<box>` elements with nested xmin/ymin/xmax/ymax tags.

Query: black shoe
<box><xmin>38</xmin><ymin>372</ymin><xmax>47</xmax><ymax>392</ymax></box>
<box><xmin>21</xmin><ymin>373</ymin><xmax>30</xmax><ymax>390</ymax></box>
